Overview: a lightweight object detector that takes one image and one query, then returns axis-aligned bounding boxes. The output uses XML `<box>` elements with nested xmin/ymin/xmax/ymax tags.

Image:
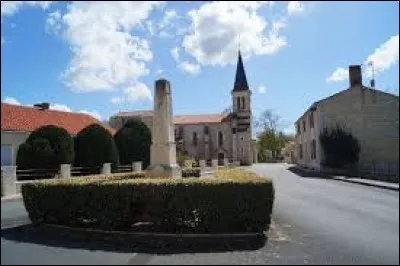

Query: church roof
<box><xmin>112</xmin><ymin>111</ymin><xmax>232</xmax><ymax>125</ymax></box>
<box><xmin>232</xmin><ymin>50</ymin><xmax>249</xmax><ymax>92</ymax></box>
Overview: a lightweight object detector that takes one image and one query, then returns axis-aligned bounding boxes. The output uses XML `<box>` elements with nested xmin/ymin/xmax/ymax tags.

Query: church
<box><xmin>109</xmin><ymin>51</ymin><xmax>257</xmax><ymax>165</ymax></box>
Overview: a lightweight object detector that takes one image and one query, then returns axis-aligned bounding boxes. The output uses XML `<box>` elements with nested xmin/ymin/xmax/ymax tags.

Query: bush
<box><xmin>181</xmin><ymin>168</ymin><xmax>201</xmax><ymax>177</ymax></box>
<box><xmin>176</xmin><ymin>148</ymin><xmax>191</xmax><ymax>167</ymax></box>
<box><xmin>74</xmin><ymin>124</ymin><xmax>119</xmax><ymax>169</ymax></box>
<box><xmin>319</xmin><ymin>125</ymin><xmax>361</xmax><ymax>169</ymax></box>
<box><xmin>114</xmin><ymin>119</ymin><xmax>151</xmax><ymax>169</ymax></box>
<box><xmin>22</xmin><ymin>170</ymin><xmax>274</xmax><ymax>233</ymax></box>
<box><xmin>16</xmin><ymin>125</ymin><xmax>74</xmax><ymax>169</ymax></box>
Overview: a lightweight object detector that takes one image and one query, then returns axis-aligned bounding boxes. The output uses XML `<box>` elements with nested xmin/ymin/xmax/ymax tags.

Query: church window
<box><xmin>193</xmin><ymin>132</ymin><xmax>198</xmax><ymax>146</ymax></box>
<box><xmin>242</xmin><ymin>97</ymin><xmax>246</xmax><ymax>110</ymax></box>
<box><xmin>218</xmin><ymin>131</ymin><xmax>223</xmax><ymax>146</ymax></box>
<box><xmin>237</xmin><ymin>97</ymin><xmax>241</xmax><ymax>110</ymax></box>
<box><xmin>204</xmin><ymin>126</ymin><xmax>209</xmax><ymax>135</ymax></box>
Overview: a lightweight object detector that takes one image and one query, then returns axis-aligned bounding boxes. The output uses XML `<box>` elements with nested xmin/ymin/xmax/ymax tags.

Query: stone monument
<box><xmin>147</xmin><ymin>79</ymin><xmax>181</xmax><ymax>177</ymax></box>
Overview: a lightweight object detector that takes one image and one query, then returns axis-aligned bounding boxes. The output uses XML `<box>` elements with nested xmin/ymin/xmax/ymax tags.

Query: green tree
<box><xmin>74</xmin><ymin>124</ymin><xmax>119</xmax><ymax>168</ymax></box>
<box><xmin>16</xmin><ymin>125</ymin><xmax>74</xmax><ymax>169</ymax></box>
<box><xmin>113</xmin><ymin>119</ymin><xmax>152</xmax><ymax>168</ymax></box>
<box><xmin>319</xmin><ymin>125</ymin><xmax>361</xmax><ymax>168</ymax></box>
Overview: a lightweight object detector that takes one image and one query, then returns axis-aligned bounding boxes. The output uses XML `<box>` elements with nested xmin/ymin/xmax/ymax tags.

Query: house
<box><xmin>109</xmin><ymin>50</ymin><xmax>257</xmax><ymax>165</ymax></box>
<box><xmin>1</xmin><ymin>102</ymin><xmax>115</xmax><ymax>166</ymax></box>
<box><xmin>294</xmin><ymin>65</ymin><xmax>399</xmax><ymax>173</ymax></box>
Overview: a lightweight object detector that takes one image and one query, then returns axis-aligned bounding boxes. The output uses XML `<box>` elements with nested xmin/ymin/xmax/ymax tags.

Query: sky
<box><xmin>1</xmin><ymin>1</ymin><xmax>399</xmax><ymax>135</ymax></box>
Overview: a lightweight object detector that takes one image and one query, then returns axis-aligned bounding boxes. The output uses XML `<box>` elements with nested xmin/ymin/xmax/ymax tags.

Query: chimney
<box><xmin>349</xmin><ymin>65</ymin><xmax>362</xmax><ymax>88</ymax></box>
<box><xmin>34</xmin><ymin>102</ymin><xmax>50</xmax><ymax>110</ymax></box>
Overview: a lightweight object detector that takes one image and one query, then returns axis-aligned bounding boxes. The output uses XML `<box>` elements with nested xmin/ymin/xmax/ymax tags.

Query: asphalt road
<box><xmin>1</xmin><ymin>163</ymin><xmax>399</xmax><ymax>265</ymax></box>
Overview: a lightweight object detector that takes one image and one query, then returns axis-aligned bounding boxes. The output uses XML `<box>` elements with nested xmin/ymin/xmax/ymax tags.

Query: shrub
<box><xmin>181</xmin><ymin>168</ymin><xmax>201</xmax><ymax>177</ymax></box>
<box><xmin>319</xmin><ymin>125</ymin><xmax>361</xmax><ymax>169</ymax></box>
<box><xmin>22</xmin><ymin>170</ymin><xmax>274</xmax><ymax>234</ymax></box>
<box><xmin>16</xmin><ymin>125</ymin><xmax>74</xmax><ymax>169</ymax></box>
<box><xmin>74</xmin><ymin>124</ymin><xmax>119</xmax><ymax>168</ymax></box>
<box><xmin>113</xmin><ymin>119</ymin><xmax>151</xmax><ymax>169</ymax></box>
<box><xmin>177</xmin><ymin>148</ymin><xmax>191</xmax><ymax>167</ymax></box>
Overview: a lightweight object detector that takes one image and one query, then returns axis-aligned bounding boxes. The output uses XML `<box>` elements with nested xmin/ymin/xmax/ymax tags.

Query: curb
<box><xmin>333</xmin><ymin>178</ymin><xmax>399</xmax><ymax>191</ymax></box>
<box><xmin>1</xmin><ymin>194</ymin><xmax>22</xmax><ymax>203</ymax></box>
<box><xmin>40</xmin><ymin>223</ymin><xmax>266</xmax><ymax>240</ymax></box>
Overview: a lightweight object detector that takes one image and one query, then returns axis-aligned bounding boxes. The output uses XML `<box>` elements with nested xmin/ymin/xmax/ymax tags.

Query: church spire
<box><xmin>232</xmin><ymin>50</ymin><xmax>249</xmax><ymax>91</ymax></box>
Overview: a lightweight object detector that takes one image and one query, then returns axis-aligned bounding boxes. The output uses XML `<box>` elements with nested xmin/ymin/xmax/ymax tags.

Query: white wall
<box><xmin>1</xmin><ymin>131</ymin><xmax>30</xmax><ymax>166</ymax></box>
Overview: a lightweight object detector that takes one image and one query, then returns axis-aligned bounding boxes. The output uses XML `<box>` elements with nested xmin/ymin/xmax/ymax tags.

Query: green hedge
<box><xmin>181</xmin><ymin>168</ymin><xmax>201</xmax><ymax>177</ymax></box>
<box><xmin>22</xmin><ymin>172</ymin><xmax>274</xmax><ymax>233</ymax></box>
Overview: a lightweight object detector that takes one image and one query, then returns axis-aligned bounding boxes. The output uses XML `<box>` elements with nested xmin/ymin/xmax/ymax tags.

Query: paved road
<box><xmin>2</xmin><ymin>163</ymin><xmax>399</xmax><ymax>265</ymax></box>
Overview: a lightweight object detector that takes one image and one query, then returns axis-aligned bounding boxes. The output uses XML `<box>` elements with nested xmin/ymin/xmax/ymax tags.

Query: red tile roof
<box><xmin>1</xmin><ymin>103</ymin><xmax>115</xmax><ymax>135</ymax></box>
<box><xmin>112</xmin><ymin>111</ymin><xmax>232</xmax><ymax>125</ymax></box>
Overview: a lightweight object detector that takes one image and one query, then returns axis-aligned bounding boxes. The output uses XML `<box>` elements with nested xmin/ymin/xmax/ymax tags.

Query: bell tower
<box><xmin>231</xmin><ymin>50</ymin><xmax>252</xmax><ymax>165</ymax></box>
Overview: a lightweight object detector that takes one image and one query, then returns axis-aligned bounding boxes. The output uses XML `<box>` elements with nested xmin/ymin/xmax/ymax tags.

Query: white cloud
<box><xmin>50</xmin><ymin>103</ymin><xmax>72</xmax><ymax>112</ymax></box>
<box><xmin>258</xmin><ymin>85</ymin><xmax>266</xmax><ymax>94</ymax></box>
<box><xmin>287</xmin><ymin>1</ymin><xmax>304</xmax><ymax>16</ymax></box>
<box><xmin>326</xmin><ymin>67</ymin><xmax>347</xmax><ymax>82</ymax></box>
<box><xmin>179</xmin><ymin>61</ymin><xmax>200</xmax><ymax>75</ymax></box>
<box><xmin>181</xmin><ymin>1</ymin><xmax>286</xmax><ymax>66</ymax></box>
<box><xmin>47</xmin><ymin>1</ymin><xmax>163</xmax><ymax>93</ymax></box>
<box><xmin>170</xmin><ymin>46</ymin><xmax>200</xmax><ymax>75</ymax></box>
<box><xmin>1</xmin><ymin>36</ymin><xmax>5</xmax><ymax>46</ymax></box>
<box><xmin>364</xmin><ymin>35</ymin><xmax>399</xmax><ymax>78</ymax></box>
<box><xmin>45</xmin><ymin>10</ymin><xmax>62</xmax><ymax>34</ymax></box>
<box><xmin>170</xmin><ymin>47</ymin><xmax>180</xmax><ymax>61</ymax></box>
<box><xmin>110</xmin><ymin>82</ymin><xmax>152</xmax><ymax>104</ymax></box>
<box><xmin>1</xmin><ymin>1</ymin><xmax>52</xmax><ymax>18</ymax></box>
<box><xmin>156</xmin><ymin>68</ymin><xmax>164</xmax><ymax>75</ymax></box>
<box><xmin>79</xmin><ymin>110</ymin><xmax>102</xmax><ymax>120</ymax></box>
<box><xmin>2</xmin><ymin>97</ymin><xmax>21</xmax><ymax>105</ymax></box>
<box><xmin>327</xmin><ymin>35</ymin><xmax>399</xmax><ymax>83</ymax></box>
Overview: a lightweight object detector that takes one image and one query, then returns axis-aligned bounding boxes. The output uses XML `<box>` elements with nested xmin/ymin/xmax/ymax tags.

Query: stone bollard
<box><xmin>1</xmin><ymin>166</ymin><xmax>17</xmax><ymax>197</ymax></box>
<box><xmin>184</xmin><ymin>160</ymin><xmax>193</xmax><ymax>169</ymax></box>
<box><xmin>59</xmin><ymin>164</ymin><xmax>71</xmax><ymax>179</ymax></box>
<box><xmin>199</xmin><ymin>160</ymin><xmax>206</xmax><ymax>169</ymax></box>
<box><xmin>132</xmin><ymin>161</ymin><xmax>142</xmax><ymax>172</ymax></box>
<box><xmin>101</xmin><ymin>163</ymin><xmax>111</xmax><ymax>175</ymax></box>
<box><xmin>223</xmin><ymin>158</ymin><xmax>229</xmax><ymax>167</ymax></box>
<box><xmin>211</xmin><ymin>159</ymin><xmax>218</xmax><ymax>170</ymax></box>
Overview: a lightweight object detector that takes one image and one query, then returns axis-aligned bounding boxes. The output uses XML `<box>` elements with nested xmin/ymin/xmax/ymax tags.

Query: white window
<box><xmin>1</xmin><ymin>145</ymin><xmax>12</xmax><ymax>166</ymax></box>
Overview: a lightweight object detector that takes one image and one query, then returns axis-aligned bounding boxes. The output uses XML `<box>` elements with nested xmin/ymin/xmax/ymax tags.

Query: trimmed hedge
<box><xmin>16</xmin><ymin>125</ymin><xmax>74</xmax><ymax>169</ymax></box>
<box><xmin>114</xmin><ymin>119</ymin><xmax>152</xmax><ymax>169</ymax></box>
<box><xmin>74</xmin><ymin>124</ymin><xmax>119</xmax><ymax>169</ymax></box>
<box><xmin>181</xmin><ymin>168</ymin><xmax>201</xmax><ymax>177</ymax></box>
<box><xmin>22</xmin><ymin>170</ymin><xmax>274</xmax><ymax>233</ymax></box>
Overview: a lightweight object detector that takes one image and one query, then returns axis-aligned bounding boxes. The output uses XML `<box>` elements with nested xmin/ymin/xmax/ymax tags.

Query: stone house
<box><xmin>1</xmin><ymin>102</ymin><xmax>115</xmax><ymax>166</ymax></box>
<box><xmin>294</xmin><ymin>65</ymin><xmax>399</xmax><ymax>173</ymax></box>
<box><xmin>109</xmin><ymin>51</ymin><xmax>257</xmax><ymax>165</ymax></box>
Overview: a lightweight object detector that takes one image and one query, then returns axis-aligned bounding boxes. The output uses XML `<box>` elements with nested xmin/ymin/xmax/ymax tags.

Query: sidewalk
<box><xmin>1</xmin><ymin>194</ymin><xmax>22</xmax><ymax>203</ymax></box>
<box><xmin>332</xmin><ymin>176</ymin><xmax>399</xmax><ymax>191</ymax></box>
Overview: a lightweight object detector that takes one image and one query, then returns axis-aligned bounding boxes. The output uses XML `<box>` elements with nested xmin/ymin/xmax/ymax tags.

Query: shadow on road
<box><xmin>287</xmin><ymin>166</ymin><xmax>334</xmax><ymax>179</ymax></box>
<box><xmin>1</xmin><ymin>224</ymin><xmax>267</xmax><ymax>254</ymax></box>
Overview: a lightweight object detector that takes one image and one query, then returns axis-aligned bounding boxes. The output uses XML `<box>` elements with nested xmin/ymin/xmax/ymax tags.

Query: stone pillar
<box><xmin>199</xmin><ymin>160</ymin><xmax>206</xmax><ymax>169</ymax></box>
<box><xmin>184</xmin><ymin>160</ymin><xmax>192</xmax><ymax>169</ymax></box>
<box><xmin>101</xmin><ymin>163</ymin><xmax>111</xmax><ymax>175</ymax></box>
<box><xmin>59</xmin><ymin>164</ymin><xmax>71</xmax><ymax>179</ymax></box>
<box><xmin>147</xmin><ymin>79</ymin><xmax>181</xmax><ymax>177</ymax></box>
<box><xmin>1</xmin><ymin>166</ymin><xmax>17</xmax><ymax>197</ymax></box>
<box><xmin>132</xmin><ymin>161</ymin><xmax>142</xmax><ymax>172</ymax></box>
<box><xmin>211</xmin><ymin>159</ymin><xmax>218</xmax><ymax>170</ymax></box>
<box><xmin>223</xmin><ymin>158</ymin><xmax>229</xmax><ymax>167</ymax></box>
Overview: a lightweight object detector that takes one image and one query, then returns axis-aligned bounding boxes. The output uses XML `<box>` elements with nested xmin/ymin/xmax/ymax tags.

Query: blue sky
<box><xmin>1</xmin><ymin>1</ymin><xmax>399</xmax><ymax>134</ymax></box>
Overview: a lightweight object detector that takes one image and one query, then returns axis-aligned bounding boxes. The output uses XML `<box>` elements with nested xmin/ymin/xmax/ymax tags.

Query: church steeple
<box><xmin>232</xmin><ymin>50</ymin><xmax>249</xmax><ymax>91</ymax></box>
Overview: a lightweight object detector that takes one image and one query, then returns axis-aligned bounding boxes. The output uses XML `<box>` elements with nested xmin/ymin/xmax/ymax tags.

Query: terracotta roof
<box><xmin>173</xmin><ymin>113</ymin><xmax>230</xmax><ymax>124</ymax></box>
<box><xmin>113</xmin><ymin>110</ymin><xmax>231</xmax><ymax>125</ymax></box>
<box><xmin>1</xmin><ymin>103</ymin><xmax>115</xmax><ymax>135</ymax></box>
<box><xmin>113</xmin><ymin>110</ymin><xmax>154</xmax><ymax>117</ymax></box>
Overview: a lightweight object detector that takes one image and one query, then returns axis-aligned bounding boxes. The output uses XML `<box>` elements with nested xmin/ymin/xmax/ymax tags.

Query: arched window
<box><xmin>242</xmin><ymin>97</ymin><xmax>246</xmax><ymax>110</ymax></box>
<box><xmin>236</xmin><ymin>97</ymin><xmax>241</xmax><ymax>110</ymax></box>
<box><xmin>192</xmin><ymin>132</ymin><xmax>198</xmax><ymax>146</ymax></box>
<box><xmin>218</xmin><ymin>131</ymin><xmax>223</xmax><ymax>146</ymax></box>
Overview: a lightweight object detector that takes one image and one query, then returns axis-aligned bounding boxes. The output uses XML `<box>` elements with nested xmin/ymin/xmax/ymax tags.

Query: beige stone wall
<box><xmin>295</xmin><ymin>87</ymin><xmax>399</xmax><ymax>169</ymax></box>
<box><xmin>1</xmin><ymin>131</ymin><xmax>30</xmax><ymax>165</ymax></box>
